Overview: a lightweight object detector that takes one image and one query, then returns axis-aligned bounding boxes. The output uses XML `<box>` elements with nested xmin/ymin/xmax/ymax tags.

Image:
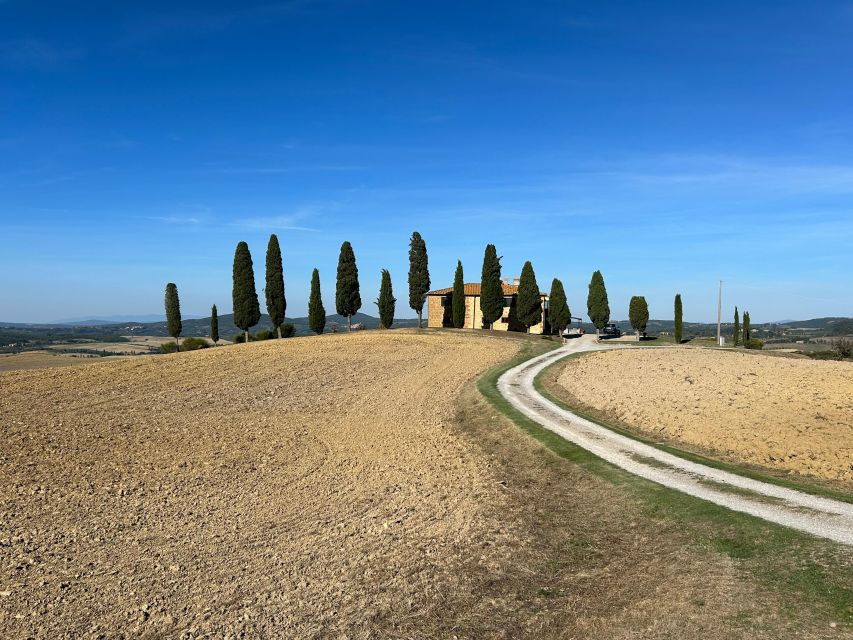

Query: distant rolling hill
<box><xmin>100</xmin><ymin>312</ymin><xmax>421</xmax><ymax>338</ymax></box>
<box><xmin>54</xmin><ymin>315</ymin><xmax>169</xmax><ymax>325</ymax></box>
<box><xmin>770</xmin><ymin>317</ymin><xmax>853</xmax><ymax>333</ymax></box>
<box><xmin>2</xmin><ymin>315</ymin><xmax>850</xmax><ymax>342</ymax></box>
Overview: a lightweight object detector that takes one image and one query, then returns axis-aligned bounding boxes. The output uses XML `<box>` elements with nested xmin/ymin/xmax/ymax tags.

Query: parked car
<box><xmin>602</xmin><ymin>323</ymin><xmax>622</xmax><ymax>338</ymax></box>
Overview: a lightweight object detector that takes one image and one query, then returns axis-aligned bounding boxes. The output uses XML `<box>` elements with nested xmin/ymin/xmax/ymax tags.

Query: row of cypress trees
<box><xmin>165</xmin><ymin>231</ymin><xmax>690</xmax><ymax>346</ymax></box>
<box><xmin>588</xmin><ymin>271</ymin><xmax>685</xmax><ymax>342</ymax></box>
<box><xmin>732</xmin><ymin>307</ymin><xmax>751</xmax><ymax>345</ymax></box>
<box><xmin>167</xmin><ymin>232</ymin><xmax>418</xmax><ymax>346</ymax></box>
<box><xmin>449</xmin><ymin>245</ymin><xmax>557</xmax><ymax>333</ymax></box>
<box><xmin>164</xmin><ymin>283</ymin><xmax>220</xmax><ymax>349</ymax></box>
<box><xmin>448</xmin><ymin>247</ymin><xmax>615</xmax><ymax>336</ymax></box>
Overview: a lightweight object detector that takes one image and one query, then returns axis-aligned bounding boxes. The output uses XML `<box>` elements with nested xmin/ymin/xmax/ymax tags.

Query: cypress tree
<box><xmin>516</xmin><ymin>261</ymin><xmax>542</xmax><ymax>332</ymax></box>
<box><xmin>452</xmin><ymin>260</ymin><xmax>466</xmax><ymax>328</ymax></box>
<box><xmin>629</xmin><ymin>295</ymin><xmax>649</xmax><ymax>339</ymax></box>
<box><xmin>165</xmin><ymin>282</ymin><xmax>182</xmax><ymax>351</ymax></box>
<box><xmin>375</xmin><ymin>269</ymin><xmax>396</xmax><ymax>329</ymax></box>
<box><xmin>210</xmin><ymin>304</ymin><xmax>219</xmax><ymax>345</ymax></box>
<box><xmin>308</xmin><ymin>268</ymin><xmax>326</xmax><ymax>335</ymax></box>
<box><xmin>674</xmin><ymin>293</ymin><xmax>683</xmax><ymax>344</ymax></box>
<box><xmin>232</xmin><ymin>241</ymin><xmax>261</xmax><ymax>344</ymax></box>
<box><xmin>408</xmin><ymin>232</ymin><xmax>430</xmax><ymax>328</ymax></box>
<box><xmin>265</xmin><ymin>234</ymin><xmax>286</xmax><ymax>338</ymax></box>
<box><xmin>733</xmin><ymin>306</ymin><xmax>740</xmax><ymax>347</ymax></box>
<box><xmin>480</xmin><ymin>244</ymin><xmax>504</xmax><ymax>329</ymax></box>
<box><xmin>586</xmin><ymin>270</ymin><xmax>610</xmax><ymax>335</ymax></box>
<box><xmin>743</xmin><ymin>311</ymin><xmax>751</xmax><ymax>343</ymax></box>
<box><xmin>335</xmin><ymin>241</ymin><xmax>361</xmax><ymax>331</ymax></box>
<box><xmin>549</xmin><ymin>278</ymin><xmax>570</xmax><ymax>336</ymax></box>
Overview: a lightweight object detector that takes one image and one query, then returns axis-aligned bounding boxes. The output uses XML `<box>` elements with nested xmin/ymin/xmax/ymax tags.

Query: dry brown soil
<box><xmin>2</xmin><ymin>331</ymin><xmax>850</xmax><ymax>638</ymax></box>
<box><xmin>1</xmin><ymin>331</ymin><xmax>520</xmax><ymax>638</ymax></box>
<box><xmin>47</xmin><ymin>336</ymin><xmax>218</xmax><ymax>355</ymax></box>
<box><xmin>0</xmin><ymin>352</ymin><xmax>105</xmax><ymax>373</ymax></box>
<box><xmin>558</xmin><ymin>348</ymin><xmax>853</xmax><ymax>486</ymax></box>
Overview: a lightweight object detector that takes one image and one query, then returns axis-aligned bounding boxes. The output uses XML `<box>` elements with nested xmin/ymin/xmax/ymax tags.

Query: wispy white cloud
<box><xmin>231</xmin><ymin>210</ymin><xmax>320</xmax><ymax>231</ymax></box>
<box><xmin>113</xmin><ymin>1</ymin><xmax>316</xmax><ymax>48</ymax></box>
<box><xmin>214</xmin><ymin>164</ymin><xmax>365</xmax><ymax>174</ymax></box>
<box><xmin>0</xmin><ymin>37</ymin><xmax>85</xmax><ymax>70</ymax></box>
<box><xmin>27</xmin><ymin>167</ymin><xmax>114</xmax><ymax>186</ymax></box>
<box><xmin>574</xmin><ymin>153</ymin><xmax>853</xmax><ymax>195</ymax></box>
<box><xmin>142</xmin><ymin>215</ymin><xmax>202</xmax><ymax>224</ymax></box>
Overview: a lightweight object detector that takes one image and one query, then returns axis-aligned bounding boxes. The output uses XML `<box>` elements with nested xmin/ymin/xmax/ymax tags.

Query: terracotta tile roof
<box><xmin>426</xmin><ymin>283</ymin><xmax>547</xmax><ymax>297</ymax></box>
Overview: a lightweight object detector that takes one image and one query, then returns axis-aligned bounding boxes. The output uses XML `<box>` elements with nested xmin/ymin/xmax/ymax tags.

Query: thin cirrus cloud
<box><xmin>594</xmin><ymin>154</ymin><xmax>853</xmax><ymax>194</ymax></box>
<box><xmin>0</xmin><ymin>37</ymin><xmax>85</xmax><ymax>70</ymax></box>
<box><xmin>142</xmin><ymin>215</ymin><xmax>202</xmax><ymax>224</ymax></box>
<box><xmin>212</xmin><ymin>164</ymin><xmax>366</xmax><ymax>174</ymax></box>
<box><xmin>110</xmin><ymin>1</ymin><xmax>315</xmax><ymax>50</ymax></box>
<box><xmin>230</xmin><ymin>214</ymin><xmax>319</xmax><ymax>231</ymax></box>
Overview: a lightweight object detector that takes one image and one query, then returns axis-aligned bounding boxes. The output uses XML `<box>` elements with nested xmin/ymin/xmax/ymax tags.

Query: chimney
<box><xmin>513</xmin><ymin>277</ymin><xmax>520</xmax><ymax>286</ymax></box>
<box><xmin>503</xmin><ymin>276</ymin><xmax>509</xmax><ymax>286</ymax></box>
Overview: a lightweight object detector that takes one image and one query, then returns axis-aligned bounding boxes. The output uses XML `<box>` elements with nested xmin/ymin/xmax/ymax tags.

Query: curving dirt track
<box><xmin>498</xmin><ymin>337</ymin><xmax>853</xmax><ymax>546</ymax></box>
<box><xmin>0</xmin><ymin>331</ymin><xmax>514</xmax><ymax>638</ymax></box>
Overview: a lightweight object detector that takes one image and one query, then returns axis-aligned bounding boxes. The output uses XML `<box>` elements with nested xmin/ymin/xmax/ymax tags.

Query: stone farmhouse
<box><xmin>425</xmin><ymin>277</ymin><xmax>549</xmax><ymax>334</ymax></box>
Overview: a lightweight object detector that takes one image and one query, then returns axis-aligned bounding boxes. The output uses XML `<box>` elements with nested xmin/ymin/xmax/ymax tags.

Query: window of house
<box><xmin>440</xmin><ymin>296</ymin><xmax>449</xmax><ymax>307</ymax></box>
<box><xmin>503</xmin><ymin>296</ymin><xmax>513</xmax><ymax>307</ymax></box>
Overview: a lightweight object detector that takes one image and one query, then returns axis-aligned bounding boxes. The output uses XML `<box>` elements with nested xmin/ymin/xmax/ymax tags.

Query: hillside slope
<box><xmin>0</xmin><ymin>332</ymin><xmax>512</xmax><ymax>637</ymax></box>
<box><xmin>97</xmin><ymin>311</ymin><xmax>420</xmax><ymax>338</ymax></box>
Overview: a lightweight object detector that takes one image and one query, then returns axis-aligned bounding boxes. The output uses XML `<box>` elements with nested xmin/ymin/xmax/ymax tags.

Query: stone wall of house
<box><xmin>428</xmin><ymin>293</ymin><xmax>547</xmax><ymax>333</ymax></box>
<box><xmin>426</xmin><ymin>295</ymin><xmax>446</xmax><ymax>328</ymax></box>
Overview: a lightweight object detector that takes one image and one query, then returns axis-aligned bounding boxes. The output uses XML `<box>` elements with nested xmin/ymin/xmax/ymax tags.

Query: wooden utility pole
<box><xmin>716</xmin><ymin>280</ymin><xmax>723</xmax><ymax>346</ymax></box>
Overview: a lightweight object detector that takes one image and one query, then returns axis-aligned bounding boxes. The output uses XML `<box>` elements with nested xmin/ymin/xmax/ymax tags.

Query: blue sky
<box><xmin>1</xmin><ymin>1</ymin><xmax>852</xmax><ymax>323</ymax></box>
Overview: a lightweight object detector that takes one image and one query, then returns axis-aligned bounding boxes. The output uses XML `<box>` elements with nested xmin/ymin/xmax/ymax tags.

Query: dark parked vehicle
<box><xmin>602</xmin><ymin>323</ymin><xmax>622</xmax><ymax>338</ymax></box>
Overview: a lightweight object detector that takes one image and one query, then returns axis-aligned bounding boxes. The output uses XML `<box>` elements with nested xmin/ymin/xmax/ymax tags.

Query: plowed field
<box><xmin>0</xmin><ymin>331</ymin><xmax>513</xmax><ymax>638</ymax></box>
<box><xmin>558</xmin><ymin>348</ymin><xmax>853</xmax><ymax>485</ymax></box>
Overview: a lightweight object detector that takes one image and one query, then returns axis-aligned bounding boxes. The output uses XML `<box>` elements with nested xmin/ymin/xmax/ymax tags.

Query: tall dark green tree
<box><xmin>375</xmin><ymin>269</ymin><xmax>396</xmax><ymax>329</ymax></box>
<box><xmin>308</xmin><ymin>268</ymin><xmax>326</xmax><ymax>335</ymax></box>
<box><xmin>549</xmin><ymin>278</ymin><xmax>570</xmax><ymax>336</ymax></box>
<box><xmin>232</xmin><ymin>241</ymin><xmax>261</xmax><ymax>344</ymax></box>
<box><xmin>165</xmin><ymin>282</ymin><xmax>182</xmax><ymax>350</ymax></box>
<box><xmin>452</xmin><ymin>260</ymin><xmax>466</xmax><ymax>328</ymax></box>
<box><xmin>265</xmin><ymin>234</ymin><xmax>286</xmax><ymax>338</ymax></box>
<box><xmin>743</xmin><ymin>311</ymin><xmax>751</xmax><ymax>343</ymax></box>
<box><xmin>336</xmin><ymin>241</ymin><xmax>361</xmax><ymax>331</ymax></box>
<box><xmin>586</xmin><ymin>270</ymin><xmax>610</xmax><ymax>335</ymax></box>
<box><xmin>732</xmin><ymin>306</ymin><xmax>740</xmax><ymax>347</ymax></box>
<box><xmin>210</xmin><ymin>304</ymin><xmax>219</xmax><ymax>345</ymax></box>
<box><xmin>674</xmin><ymin>294</ymin><xmax>683</xmax><ymax>344</ymax></box>
<box><xmin>408</xmin><ymin>232</ymin><xmax>431</xmax><ymax>328</ymax></box>
<box><xmin>480</xmin><ymin>244</ymin><xmax>504</xmax><ymax>330</ymax></box>
<box><xmin>629</xmin><ymin>296</ymin><xmax>650</xmax><ymax>339</ymax></box>
<box><xmin>516</xmin><ymin>261</ymin><xmax>542</xmax><ymax>332</ymax></box>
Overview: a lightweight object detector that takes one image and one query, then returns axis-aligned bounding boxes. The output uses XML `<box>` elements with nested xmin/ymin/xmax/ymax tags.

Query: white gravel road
<box><xmin>497</xmin><ymin>336</ymin><xmax>853</xmax><ymax>546</ymax></box>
